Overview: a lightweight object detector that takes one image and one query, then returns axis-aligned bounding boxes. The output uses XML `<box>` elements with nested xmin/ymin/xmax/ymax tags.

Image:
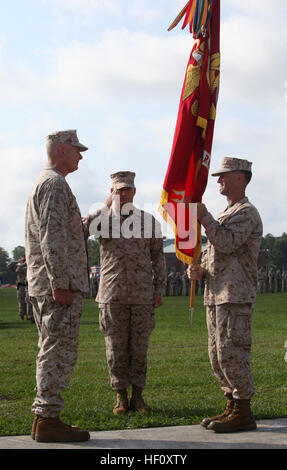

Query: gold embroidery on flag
<box><xmin>210</xmin><ymin>53</ymin><xmax>220</xmax><ymax>94</ymax></box>
<box><xmin>209</xmin><ymin>104</ymin><xmax>216</xmax><ymax>120</ymax></box>
<box><xmin>158</xmin><ymin>188</ymin><xmax>202</xmax><ymax>266</ymax></box>
<box><xmin>191</xmin><ymin>100</ymin><xmax>199</xmax><ymax>117</ymax></box>
<box><xmin>197</xmin><ymin>116</ymin><xmax>207</xmax><ymax>139</ymax></box>
<box><xmin>182</xmin><ymin>42</ymin><xmax>205</xmax><ymax>102</ymax></box>
<box><xmin>182</xmin><ymin>65</ymin><xmax>201</xmax><ymax>101</ymax></box>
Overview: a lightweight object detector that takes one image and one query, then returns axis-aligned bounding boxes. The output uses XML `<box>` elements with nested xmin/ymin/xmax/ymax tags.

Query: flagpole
<box><xmin>189</xmin><ymin>275</ymin><xmax>196</xmax><ymax>325</ymax></box>
<box><xmin>189</xmin><ymin>249</ymin><xmax>198</xmax><ymax>326</ymax></box>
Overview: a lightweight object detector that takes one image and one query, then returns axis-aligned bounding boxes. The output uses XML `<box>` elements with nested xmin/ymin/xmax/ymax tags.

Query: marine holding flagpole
<box><xmin>159</xmin><ymin>1</ymin><xmax>263</xmax><ymax>433</ymax></box>
<box><xmin>188</xmin><ymin>157</ymin><xmax>262</xmax><ymax>433</ymax></box>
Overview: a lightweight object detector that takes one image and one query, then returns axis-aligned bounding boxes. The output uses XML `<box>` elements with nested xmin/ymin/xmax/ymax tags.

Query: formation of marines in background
<box><xmin>165</xmin><ymin>267</ymin><xmax>287</xmax><ymax>297</ymax></box>
<box><xmin>7</xmin><ymin>258</ymin><xmax>285</xmax><ymax>324</ymax></box>
<box><xmin>89</xmin><ymin>265</ymin><xmax>287</xmax><ymax>300</ymax></box>
<box><xmin>7</xmin><ymin>257</ymin><xmax>34</xmax><ymax>323</ymax></box>
<box><xmin>258</xmin><ymin>267</ymin><xmax>287</xmax><ymax>294</ymax></box>
<box><xmin>4</xmin><ymin>127</ymin><xmax>279</xmax><ymax>441</ymax></box>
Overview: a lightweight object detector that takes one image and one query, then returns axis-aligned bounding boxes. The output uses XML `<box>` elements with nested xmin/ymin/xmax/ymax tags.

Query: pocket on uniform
<box><xmin>41</xmin><ymin>296</ymin><xmax>71</xmax><ymax>338</ymax></box>
<box><xmin>99</xmin><ymin>307</ymin><xmax>110</xmax><ymax>336</ymax></box>
<box><xmin>227</xmin><ymin>315</ymin><xmax>251</xmax><ymax>347</ymax></box>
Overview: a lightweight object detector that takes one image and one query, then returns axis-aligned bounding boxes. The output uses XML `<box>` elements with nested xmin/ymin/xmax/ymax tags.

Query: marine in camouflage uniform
<box><xmin>258</xmin><ymin>267</ymin><xmax>266</xmax><ymax>294</ymax></box>
<box><xmin>184</xmin><ymin>270</ymin><xmax>191</xmax><ymax>296</ymax></box>
<box><xmin>175</xmin><ymin>272</ymin><xmax>183</xmax><ymax>296</ymax></box>
<box><xmin>275</xmin><ymin>269</ymin><xmax>282</xmax><ymax>293</ymax></box>
<box><xmin>25</xmin><ymin>130</ymin><xmax>90</xmax><ymax>442</ymax></box>
<box><xmin>169</xmin><ymin>271</ymin><xmax>177</xmax><ymax>296</ymax></box>
<box><xmin>165</xmin><ymin>272</ymin><xmax>171</xmax><ymax>296</ymax></box>
<box><xmin>87</xmin><ymin>171</ymin><xmax>166</xmax><ymax>414</ymax></box>
<box><xmin>188</xmin><ymin>157</ymin><xmax>263</xmax><ymax>433</ymax></box>
<box><xmin>268</xmin><ymin>268</ymin><xmax>275</xmax><ymax>293</ymax></box>
<box><xmin>8</xmin><ymin>258</ymin><xmax>34</xmax><ymax>322</ymax></box>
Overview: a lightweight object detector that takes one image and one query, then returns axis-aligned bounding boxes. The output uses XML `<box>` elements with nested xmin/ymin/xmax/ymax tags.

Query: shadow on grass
<box><xmin>0</xmin><ymin>322</ymin><xmax>35</xmax><ymax>330</ymax></box>
<box><xmin>86</xmin><ymin>405</ymin><xmax>218</xmax><ymax>427</ymax></box>
<box><xmin>0</xmin><ymin>396</ymin><xmax>18</xmax><ymax>402</ymax></box>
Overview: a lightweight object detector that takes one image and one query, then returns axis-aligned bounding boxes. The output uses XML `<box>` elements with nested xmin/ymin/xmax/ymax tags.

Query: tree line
<box><xmin>260</xmin><ymin>233</ymin><xmax>287</xmax><ymax>269</ymax></box>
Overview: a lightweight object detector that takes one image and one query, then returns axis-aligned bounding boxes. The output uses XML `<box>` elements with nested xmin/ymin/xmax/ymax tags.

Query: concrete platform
<box><xmin>1</xmin><ymin>418</ymin><xmax>287</xmax><ymax>450</ymax></box>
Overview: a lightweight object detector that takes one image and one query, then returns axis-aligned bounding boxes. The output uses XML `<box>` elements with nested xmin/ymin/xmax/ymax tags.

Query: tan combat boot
<box><xmin>31</xmin><ymin>415</ymin><xmax>85</xmax><ymax>441</ymax></box>
<box><xmin>207</xmin><ymin>399</ymin><xmax>257</xmax><ymax>433</ymax></box>
<box><xmin>113</xmin><ymin>389</ymin><xmax>129</xmax><ymax>415</ymax></box>
<box><xmin>129</xmin><ymin>386</ymin><xmax>152</xmax><ymax>414</ymax></box>
<box><xmin>201</xmin><ymin>393</ymin><xmax>234</xmax><ymax>428</ymax></box>
<box><xmin>34</xmin><ymin>416</ymin><xmax>90</xmax><ymax>442</ymax></box>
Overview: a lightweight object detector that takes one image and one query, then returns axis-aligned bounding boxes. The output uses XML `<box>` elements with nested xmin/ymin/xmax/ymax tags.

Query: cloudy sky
<box><xmin>1</xmin><ymin>0</ymin><xmax>287</xmax><ymax>256</ymax></box>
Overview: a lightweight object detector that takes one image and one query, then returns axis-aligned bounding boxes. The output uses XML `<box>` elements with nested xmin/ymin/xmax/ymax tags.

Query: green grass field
<box><xmin>0</xmin><ymin>288</ymin><xmax>287</xmax><ymax>437</ymax></box>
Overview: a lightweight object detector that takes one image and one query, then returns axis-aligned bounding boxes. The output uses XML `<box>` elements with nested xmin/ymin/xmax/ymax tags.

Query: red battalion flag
<box><xmin>159</xmin><ymin>0</ymin><xmax>220</xmax><ymax>319</ymax></box>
